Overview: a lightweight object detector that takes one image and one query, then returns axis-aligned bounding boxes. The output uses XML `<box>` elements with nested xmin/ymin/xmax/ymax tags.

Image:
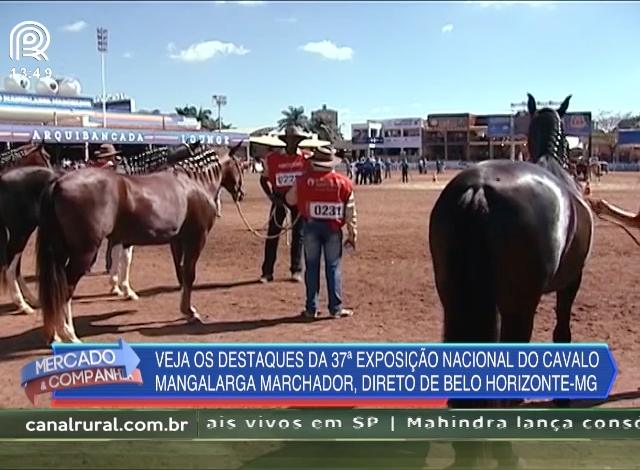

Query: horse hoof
<box><xmin>110</xmin><ymin>286</ymin><xmax>124</xmax><ymax>296</ymax></box>
<box><xmin>124</xmin><ymin>291</ymin><xmax>139</xmax><ymax>301</ymax></box>
<box><xmin>187</xmin><ymin>313</ymin><xmax>203</xmax><ymax>324</ymax></box>
<box><xmin>14</xmin><ymin>305</ymin><xmax>36</xmax><ymax>316</ymax></box>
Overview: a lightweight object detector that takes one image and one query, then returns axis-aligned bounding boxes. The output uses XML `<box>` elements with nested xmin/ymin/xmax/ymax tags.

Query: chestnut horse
<box><xmin>0</xmin><ymin>143</ymin><xmax>200</xmax><ymax>315</ymax></box>
<box><xmin>0</xmin><ymin>142</ymin><xmax>52</xmax><ymax>313</ymax></box>
<box><xmin>428</xmin><ymin>94</ymin><xmax>593</xmax><ymax>468</ymax></box>
<box><xmin>36</xmin><ymin>143</ymin><xmax>245</xmax><ymax>343</ymax></box>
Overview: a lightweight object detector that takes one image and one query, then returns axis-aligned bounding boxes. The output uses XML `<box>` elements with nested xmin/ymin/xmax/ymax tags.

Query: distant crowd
<box><xmin>344</xmin><ymin>156</ymin><xmax>445</xmax><ymax>185</ymax></box>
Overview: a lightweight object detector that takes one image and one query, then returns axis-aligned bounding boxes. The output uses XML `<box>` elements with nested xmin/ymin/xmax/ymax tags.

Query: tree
<box><xmin>593</xmin><ymin>110</ymin><xmax>635</xmax><ymax>133</ymax></box>
<box><xmin>592</xmin><ymin>111</ymin><xmax>639</xmax><ymax>160</ymax></box>
<box><xmin>137</xmin><ymin>109</ymin><xmax>161</xmax><ymax>115</ymax></box>
<box><xmin>277</xmin><ymin>106</ymin><xmax>309</xmax><ymax>130</ymax></box>
<box><xmin>175</xmin><ymin>105</ymin><xmax>232</xmax><ymax>130</ymax></box>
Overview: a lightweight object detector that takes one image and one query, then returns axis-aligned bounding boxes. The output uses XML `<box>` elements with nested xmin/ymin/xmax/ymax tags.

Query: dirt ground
<box><xmin>2</xmin><ymin>170</ymin><xmax>640</xmax><ymax>409</ymax></box>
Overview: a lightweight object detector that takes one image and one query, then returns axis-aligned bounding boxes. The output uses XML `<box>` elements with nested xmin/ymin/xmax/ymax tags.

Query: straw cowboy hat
<box><xmin>249</xmin><ymin>127</ymin><xmax>330</xmax><ymax>149</ymax></box>
<box><xmin>308</xmin><ymin>146</ymin><xmax>342</xmax><ymax>168</ymax></box>
<box><xmin>94</xmin><ymin>144</ymin><xmax>121</xmax><ymax>159</ymax></box>
<box><xmin>299</xmin><ymin>136</ymin><xmax>331</xmax><ymax>148</ymax></box>
<box><xmin>249</xmin><ymin>135</ymin><xmax>285</xmax><ymax>147</ymax></box>
<box><xmin>277</xmin><ymin>126</ymin><xmax>310</xmax><ymax>145</ymax></box>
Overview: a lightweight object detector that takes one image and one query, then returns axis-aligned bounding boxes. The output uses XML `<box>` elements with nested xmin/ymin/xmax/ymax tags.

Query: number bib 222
<box><xmin>309</xmin><ymin>202</ymin><xmax>343</xmax><ymax>220</ymax></box>
<box><xmin>275</xmin><ymin>172</ymin><xmax>301</xmax><ymax>188</ymax></box>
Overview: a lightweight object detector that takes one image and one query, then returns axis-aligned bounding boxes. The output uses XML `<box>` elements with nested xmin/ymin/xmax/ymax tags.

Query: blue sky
<box><xmin>1</xmin><ymin>1</ymin><xmax>639</xmax><ymax>135</ymax></box>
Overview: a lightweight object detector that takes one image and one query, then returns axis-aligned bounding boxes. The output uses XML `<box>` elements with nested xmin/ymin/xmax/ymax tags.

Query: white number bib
<box><xmin>275</xmin><ymin>172</ymin><xmax>301</xmax><ymax>188</ymax></box>
<box><xmin>310</xmin><ymin>202</ymin><xmax>343</xmax><ymax>220</ymax></box>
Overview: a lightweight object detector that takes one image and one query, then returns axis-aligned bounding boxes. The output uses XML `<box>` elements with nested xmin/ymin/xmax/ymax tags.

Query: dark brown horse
<box><xmin>0</xmin><ymin>143</ymin><xmax>200</xmax><ymax>316</ymax></box>
<box><xmin>36</xmin><ymin>143</ymin><xmax>245</xmax><ymax>343</ymax></box>
<box><xmin>0</xmin><ymin>142</ymin><xmax>52</xmax><ymax>314</ymax></box>
<box><xmin>428</xmin><ymin>94</ymin><xmax>594</xmax><ymax>468</ymax></box>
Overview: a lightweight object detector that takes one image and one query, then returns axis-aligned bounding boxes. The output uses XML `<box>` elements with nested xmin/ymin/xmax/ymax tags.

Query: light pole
<box><xmin>97</xmin><ymin>27</ymin><xmax>108</xmax><ymax>128</ymax></box>
<box><xmin>212</xmin><ymin>94</ymin><xmax>227</xmax><ymax>131</ymax></box>
<box><xmin>509</xmin><ymin>99</ymin><xmax>563</xmax><ymax>160</ymax></box>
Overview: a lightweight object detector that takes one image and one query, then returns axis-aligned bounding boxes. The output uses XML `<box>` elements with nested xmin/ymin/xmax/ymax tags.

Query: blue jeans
<box><xmin>303</xmin><ymin>220</ymin><xmax>343</xmax><ymax>314</ymax></box>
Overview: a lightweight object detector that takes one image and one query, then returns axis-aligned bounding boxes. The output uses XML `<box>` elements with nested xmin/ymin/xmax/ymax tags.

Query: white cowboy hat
<box><xmin>299</xmin><ymin>137</ymin><xmax>331</xmax><ymax>148</ymax></box>
<box><xmin>308</xmin><ymin>146</ymin><xmax>342</xmax><ymax>168</ymax></box>
<box><xmin>249</xmin><ymin>135</ymin><xmax>285</xmax><ymax>147</ymax></box>
<box><xmin>277</xmin><ymin>126</ymin><xmax>311</xmax><ymax>145</ymax></box>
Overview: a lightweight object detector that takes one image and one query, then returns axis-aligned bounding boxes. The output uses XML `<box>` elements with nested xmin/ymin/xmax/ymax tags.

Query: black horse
<box><xmin>428</xmin><ymin>94</ymin><xmax>594</xmax><ymax>468</ymax></box>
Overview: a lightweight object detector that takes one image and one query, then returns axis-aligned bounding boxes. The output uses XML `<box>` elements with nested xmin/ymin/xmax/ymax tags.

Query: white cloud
<box><xmin>299</xmin><ymin>40</ymin><xmax>354</xmax><ymax>61</ymax></box>
<box><xmin>167</xmin><ymin>40</ymin><xmax>249</xmax><ymax>63</ymax></box>
<box><xmin>469</xmin><ymin>1</ymin><xmax>556</xmax><ymax>8</ymax></box>
<box><xmin>441</xmin><ymin>23</ymin><xmax>453</xmax><ymax>33</ymax></box>
<box><xmin>123</xmin><ymin>52</ymin><xmax>133</xmax><ymax>59</ymax></box>
<box><xmin>276</xmin><ymin>16</ymin><xmax>298</xmax><ymax>23</ymax></box>
<box><xmin>61</xmin><ymin>21</ymin><xmax>87</xmax><ymax>33</ymax></box>
<box><xmin>412</xmin><ymin>103</ymin><xmax>422</xmax><ymax>108</ymax></box>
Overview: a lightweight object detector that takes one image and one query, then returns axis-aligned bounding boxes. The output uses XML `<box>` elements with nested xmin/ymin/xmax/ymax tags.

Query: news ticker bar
<box><xmin>3</xmin><ymin>409</ymin><xmax>640</xmax><ymax>440</ymax></box>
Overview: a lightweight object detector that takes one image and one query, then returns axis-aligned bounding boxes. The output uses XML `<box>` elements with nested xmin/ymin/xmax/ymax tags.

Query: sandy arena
<box><xmin>1</xmin><ymin>170</ymin><xmax>640</xmax><ymax>408</ymax></box>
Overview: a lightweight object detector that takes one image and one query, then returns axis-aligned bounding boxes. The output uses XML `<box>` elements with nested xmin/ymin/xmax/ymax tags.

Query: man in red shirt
<box><xmin>285</xmin><ymin>146</ymin><xmax>357</xmax><ymax>319</ymax></box>
<box><xmin>259</xmin><ymin>126</ymin><xmax>310</xmax><ymax>283</ymax></box>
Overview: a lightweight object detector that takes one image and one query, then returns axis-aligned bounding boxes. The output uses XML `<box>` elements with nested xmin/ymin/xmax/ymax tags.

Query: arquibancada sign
<box><xmin>0</xmin><ymin>124</ymin><xmax>248</xmax><ymax>145</ymax></box>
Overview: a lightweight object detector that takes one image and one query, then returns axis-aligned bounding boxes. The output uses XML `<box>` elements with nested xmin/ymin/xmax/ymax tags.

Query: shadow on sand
<box><xmin>72</xmin><ymin>278</ymin><xmax>262</xmax><ymax>302</ymax></box>
<box><xmin>0</xmin><ymin>309</ymin><xmax>156</xmax><ymax>360</ymax></box>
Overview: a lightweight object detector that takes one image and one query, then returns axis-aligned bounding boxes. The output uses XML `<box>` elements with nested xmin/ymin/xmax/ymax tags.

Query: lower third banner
<box><xmin>18</xmin><ymin>341</ymin><xmax>617</xmax><ymax>408</ymax></box>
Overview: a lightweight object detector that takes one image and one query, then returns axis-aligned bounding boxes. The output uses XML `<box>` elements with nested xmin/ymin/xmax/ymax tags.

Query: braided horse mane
<box><xmin>120</xmin><ymin>146</ymin><xmax>178</xmax><ymax>175</ymax></box>
<box><xmin>172</xmin><ymin>145</ymin><xmax>228</xmax><ymax>189</ymax></box>
<box><xmin>0</xmin><ymin>143</ymin><xmax>48</xmax><ymax>172</ymax></box>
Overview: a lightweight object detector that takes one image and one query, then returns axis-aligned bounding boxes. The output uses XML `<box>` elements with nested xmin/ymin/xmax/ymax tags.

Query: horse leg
<box><xmin>119</xmin><ymin>246</ymin><xmax>138</xmax><ymax>300</ymax></box>
<box><xmin>552</xmin><ymin>272</ymin><xmax>582</xmax><ymax>408</ymax></box>
<box><xmin>170</xmin><ymin>241</ymin><xmax>184</xmax><ymax>287</ymax></box>
<box><xmin>108</xmin><ymin>243</ymin><xmax>124</xmax><ymax>296</ymax></box>
<box><xmin>492</xmin><ymin>296</ymin><xmax>539</xmax><ymax>469</ymax></box>
<box><xmin>179</xmin><ymin>233</ymin><xmax>206</xmax><ymax>323</ymax></box>
<box><xmin>6</xmin><ymin>253</ymin><xmax>35</xmax><ymax>315</ymax></box>
<box><xmin>16</xmin><ymin>253</ymin><xmax>39</xmax><ymax>308</ymax></box>
<box><xmin>60</xmin><ymin>252</ymin><xmax>96</xmax><ymax>343</ymax></box>
<box><xmin>214</xmin><ymin>189</ymin><xmax>222</xmax><ymax>218</ymax></box>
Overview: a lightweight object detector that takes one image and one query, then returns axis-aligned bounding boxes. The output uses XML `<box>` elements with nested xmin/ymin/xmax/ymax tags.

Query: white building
<box><xmin>350</xmin><ymin>117</ymin><xmax>424</xmax><ymax>159</ymax></box>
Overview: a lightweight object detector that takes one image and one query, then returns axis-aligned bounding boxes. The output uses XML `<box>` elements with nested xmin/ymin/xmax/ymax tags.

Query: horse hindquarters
<box><xmin>429</xmin><ymin>183</ymin><xmax>529</xmax><ymax>468</ymax></box>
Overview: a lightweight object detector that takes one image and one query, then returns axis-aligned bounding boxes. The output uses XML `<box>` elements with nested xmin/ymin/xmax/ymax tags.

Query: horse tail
<box><xmin>36</xmin><ymin>180</ymin><xmax>68</xmax><ymax>341</ymax></box>
<box><xmin>430</xmin><ymin>183</ymin><xmax>498</xmax><ymax>346</ymax></box>
<box><xmin>0</xmin><ymin>199</ymin><xmax>9</xmax><ymax>293</ymax></box>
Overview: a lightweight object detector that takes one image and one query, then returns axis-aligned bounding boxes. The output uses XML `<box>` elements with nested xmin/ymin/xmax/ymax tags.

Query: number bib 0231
<box><xmin>275</xmin><ymin>172</ymin><xmax>301</xmax><ymax>188</ymax></box>
<box><xmin>309</xmin><ymin>202</ymin><xmax>343</xmax><ymax>220</ymax></box>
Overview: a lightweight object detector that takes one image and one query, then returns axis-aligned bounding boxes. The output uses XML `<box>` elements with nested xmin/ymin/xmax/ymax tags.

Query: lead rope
<box><xmin>234</xmin><ymin>200</ymin><xmax>301</xmax><ymax>242</ymax></box>
<box><xmin>595</xmin><ymin>213</ymin><xmax>640</xmax><ymax>248</ymax></box>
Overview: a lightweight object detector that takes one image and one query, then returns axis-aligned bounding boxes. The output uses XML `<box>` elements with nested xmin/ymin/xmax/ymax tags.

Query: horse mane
<box><xmin>173</xmin><ymin>146</ymin><xmax>224</xmax><ymax>188</ymax></box>
<box><xmin>120</xmin><ymin>146</ymin><xmax>175</xmax><ymax>175</ymax></box>
<box><xmin>0</xmin><ymin>143</ymin><xmax>41</xmax><ymax>171</ymax></box>
<box><xmin>528</xmin><ymin>108</ymin><xmax>583</xmax><ymax>192</ymax></box>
